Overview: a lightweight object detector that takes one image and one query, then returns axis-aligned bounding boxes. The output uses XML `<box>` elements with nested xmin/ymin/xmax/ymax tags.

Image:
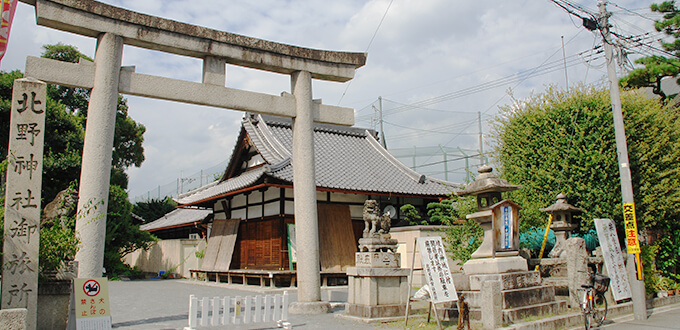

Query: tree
<box><xmin>104</xmin><ymin>185</ymin><xmax>157</xmax><ymax>274</ymax></box>
<box><xmin>0</xmin><ymin>43</ymin><xmax>153</xmax><ymax>277</ymax></box>
<box><xmin>42</xmin><ymin>43</ymin><xmax>92</xmax><ymax>115</ymax></box>
<box><xmin>619</xmin><ymin>2</ymin><xmax>680</xmax><ymax>102</ymax></box>
<box><xmin>111</xmin><ymin>96</ymin><xmax>145</xmax><ymax>189</ymax></box>
<box><xmin>40</xmin><ymin>44</ymin><xmax>146</xmax><ymax>191</ymax></box>
<box><xmin>492</xmin><ymin>84</ymin><xmax>680</xmax><ymax>236</ymax></box>
<box><xmin>619</xmin><ymin>56</ymin><xmax>680</xmax><ymax>102</ymax></box>
<box><xmin>0</xmin><ymin>70</ymin><xmax>84</xmax><ymax>201</ymax></box>
<box><xmin>401</xmin><ymin>195</ymin><xmax>482</xmax><ymax>264</ymax></box>
<box><xmin>2</xmin><ymin>43</ymin><xmax>146</xmax><ymax>200</ymax></box>
<box><xmin>133</xmin><ymin>197</ymin><xmax>178</xmax><ymax>223</ymax></box>
<box><xmin>431</xmin><ymin>196</ymin><xmax>482</xmax><ymax>264</ymax></box>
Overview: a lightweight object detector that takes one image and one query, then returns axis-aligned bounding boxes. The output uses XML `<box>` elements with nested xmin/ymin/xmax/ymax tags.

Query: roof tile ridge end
<box><xmin>253</xmin><ymin>114</ymin><xmax>292</xmax><ymax>161</ymax></box>
<box><xmin>176</xmin><ymin>180</ymin><xmax>219</xmax><ymax>200</ymax></box>
<box><xmin>257</xmin><ymin>114</ymin><xmax>292</xmax><ymax>158</ymax></box>
<box><xmin>427</xmin><ymin>176</ymin><xmax>464</xmax><ymax>189</ymax></box>
<box><xmin>364</xmin><ymin>130</ymin><xmax>425</xmax><ymax>183</ymax></box>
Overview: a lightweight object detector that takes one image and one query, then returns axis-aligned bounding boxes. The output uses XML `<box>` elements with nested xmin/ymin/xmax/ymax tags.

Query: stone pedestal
<box><xmin>462</xmin><ymin>256</ymin><xmax>528</xmax><ymax>275</ymax></box>
<box><xmin>458</xmin><ymin>271</ymin><xmax>567</xmax><ymax>325</ymax></box>
<box><xmin>358</xmin><ymin>237</ymin><xmax>399</xmax><ymax>252</ymax></box>
<box><xmin>345</xmin><ymin>251</ymin><xmax>409</xmax><ymax>320</ymax></box>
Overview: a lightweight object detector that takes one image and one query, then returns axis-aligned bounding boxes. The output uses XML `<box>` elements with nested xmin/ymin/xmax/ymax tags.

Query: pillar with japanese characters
<box><xmin>2</xmin><ymin>78</ymin><xmax>47</xmax><ymax>330</ymax></box>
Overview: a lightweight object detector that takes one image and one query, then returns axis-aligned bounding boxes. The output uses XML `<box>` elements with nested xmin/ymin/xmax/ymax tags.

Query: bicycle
<box><xmin>578</xmin><ymin>270</ymin><xmax>610</xmax><ymax>329</ymax></box>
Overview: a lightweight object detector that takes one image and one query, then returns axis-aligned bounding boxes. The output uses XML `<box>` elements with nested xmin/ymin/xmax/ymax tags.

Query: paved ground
<box><xmin>109</xmin><ymin>279</ymin><xmax>680</xmax><ymax>330</ymax></box>
<box><xmin>109</xmin><ymin>279</ymin><xmax>381</xmax><ymax>330</ymax></box>
<box><xmin>598</xmin><ymin>304</ymin><xmax>680</xmax><ymax>330</ymax></box>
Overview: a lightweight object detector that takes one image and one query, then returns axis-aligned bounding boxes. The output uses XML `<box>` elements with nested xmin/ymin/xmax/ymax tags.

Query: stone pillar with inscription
<box><xmin>2</xmin><ymin>78</ymin><xmax>47</xmax><ymax>330</ymax></box>
<box><xmin>344</xmin><ymin>200</ymin><xmax>409</xmax><ymax>320</ymax></box>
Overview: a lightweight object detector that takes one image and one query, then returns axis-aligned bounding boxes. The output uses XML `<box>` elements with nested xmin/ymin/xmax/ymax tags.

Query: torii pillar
<box><xmin>20</xmin><ymin>0</ymin><xmax>366</xmax><ymax>314</ymax></box>
<box><xmin>75</xmin><ymin>33</ymin><xmax>123</xmax><ymax>277</ymax></box>
<box><xmin>290</xmin><ymin>71</ymin><xmax>325</xmax><ymax>310</ymax></box>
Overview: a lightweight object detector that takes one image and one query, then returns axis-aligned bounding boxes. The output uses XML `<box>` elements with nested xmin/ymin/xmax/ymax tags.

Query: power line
<box><xmin>609</xmin><ymin>1</ymin><xmax>658</xmax><ymax>22</ymax></box>
<box><xmin>612</xmin><ymin>31</ymin><xmax>680</xmax><ymax>59</ymax></box>
<box><xmin>550</xmin><ymin>0</ymin><xmax>596</xmax><ymax>21</ymax></box>
<box><xmin>338</xmin><ymin>0</ymin><xmax>394</xmax><ymax>105</ymax></box>
<box><xmin>356</xmin><ymin>45</ymin><xmax>604</xmax><ymax>122</ymax></box>
<box><xmin>415</xmin><ymin>154</ymin><xmax>482</xmax><ymax>169</ymax></box>
<box><xmin>382</xmin><ymin>118</ymin><xmax>482</xmax><ymax>143</ymax></box>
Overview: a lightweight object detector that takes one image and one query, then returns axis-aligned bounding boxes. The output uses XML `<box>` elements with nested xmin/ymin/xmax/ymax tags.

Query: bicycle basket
<box><xmin>593</xmin><ymin>274</ymin><xmax>610</xmax><ymax>293</ymax></box>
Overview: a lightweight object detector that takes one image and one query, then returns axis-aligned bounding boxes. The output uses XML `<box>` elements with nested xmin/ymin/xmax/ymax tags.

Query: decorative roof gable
<box><xmin>178</xmin><ymin>114</ymin><xmax>461</xmax><ymax>205</ymax></box>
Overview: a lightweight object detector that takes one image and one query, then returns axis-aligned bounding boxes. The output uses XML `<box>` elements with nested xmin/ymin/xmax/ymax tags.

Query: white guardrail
<box><xmin>184</xmin><ymin>291</ymin><xmax>291</xmax><ymax>329</ymax></box>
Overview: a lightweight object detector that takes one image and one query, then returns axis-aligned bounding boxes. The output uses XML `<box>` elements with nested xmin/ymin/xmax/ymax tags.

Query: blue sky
<box><xmin>0</xmin><ymin>0</ymin><xmax>660</xmax><ymax>200</ymax></box>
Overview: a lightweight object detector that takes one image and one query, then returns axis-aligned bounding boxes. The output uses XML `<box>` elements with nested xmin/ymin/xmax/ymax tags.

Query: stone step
<box><xmin>503</xmin><ymin>285</ymin><xmax>556</xmax><ymax>309</ymax></box>
<box><xmin>461</xmin><ymin>285</ymin><xmax>557</xmax><ymax>309</ymax></box>
<box><xmin>542</xmin><ymin>277</ymin><xmax>568</xmax><ymax>287</ymax></box>
<box><xmin>502</xmin><ymin>299</ymin><xmax>568</xmax><ymax>324</ymax></box>
<box><xmin>469</xmin><ymin>271</ymin><xmax>541</xmax><ymax>291</ymax></box>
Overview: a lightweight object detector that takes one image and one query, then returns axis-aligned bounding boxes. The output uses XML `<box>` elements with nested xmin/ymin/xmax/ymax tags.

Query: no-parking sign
<box><xmin>74</xmin><ymin>277</ymin><xmax>111</xmax><ymax>329</ymax></box>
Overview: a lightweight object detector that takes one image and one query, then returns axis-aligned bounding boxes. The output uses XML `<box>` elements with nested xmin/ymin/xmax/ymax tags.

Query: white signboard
<box><xmin>501</xmin><ymin>205</ymin><xmax>513</xmax><ymax>249</ymax></box>
<box><xmin>417</xmin><ymin>236</ymin><xmax>457</xmax><ymax>304</ymax></box>
<box><xmin>594</xmin><ymin>218</ymin><xmax>632</xmax><ymax>301</ymax></box>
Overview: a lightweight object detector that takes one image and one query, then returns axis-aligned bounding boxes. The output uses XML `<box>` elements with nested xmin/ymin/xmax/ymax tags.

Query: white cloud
<box><xmin>0</xmin><ymin>0</ymin><xmax>660</xmax><ymax>198</ymax></box>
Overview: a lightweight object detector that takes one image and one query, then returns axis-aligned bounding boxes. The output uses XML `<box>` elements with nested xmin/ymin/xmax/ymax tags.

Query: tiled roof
<box><xmin>140</xmin><ymin>208</ymin><xmax>212</xmax><ymax>232</ymax></box>
<box><xmin>178</xmin><ymin>114</ymin><xmax>461</xmax><ymax>205</ymax></box>
<box><xmin>177</xmin><ymin>166</ymin><xmax>268</xmax><ymax>205</ymax></box>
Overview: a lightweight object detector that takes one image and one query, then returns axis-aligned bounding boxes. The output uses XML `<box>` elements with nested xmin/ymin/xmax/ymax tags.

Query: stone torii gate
<box><xmin>20</xmin><ymin>0</ymin><xmax>365</xmax><ymax>313</ymax></box>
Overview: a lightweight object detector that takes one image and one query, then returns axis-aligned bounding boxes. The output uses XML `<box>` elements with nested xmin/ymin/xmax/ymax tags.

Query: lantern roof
<box><xmin>540</xmin><ymin>193</ymin><xmax>583</xmax><ymax>213</ymax></box>
<box><xmin>456</xmin><ymin>165</ymin><xmax>521</xmax><ymax>196</ymax></box>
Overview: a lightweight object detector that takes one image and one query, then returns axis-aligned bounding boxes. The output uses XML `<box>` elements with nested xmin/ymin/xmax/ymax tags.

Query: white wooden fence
<box><xmin>184</xmin><ymin>291</ymin><xmax>291</xmax><ymax>329</ymax></box>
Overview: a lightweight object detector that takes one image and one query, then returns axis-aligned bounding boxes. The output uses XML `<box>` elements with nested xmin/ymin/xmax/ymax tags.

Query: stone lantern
<box><xmin>454</xmin><ymin>167</ymin><xmax>566</xmax><ymax>324</ymax></box>
<box><xmin>540</xmin><ymin>193</ymin><xmax>582</xmax><ymax>258</ymax></box>
<box><xmin>456</xmin><ymin>165</ymin><xmax>527</xmax><ymax>274</ymax></box>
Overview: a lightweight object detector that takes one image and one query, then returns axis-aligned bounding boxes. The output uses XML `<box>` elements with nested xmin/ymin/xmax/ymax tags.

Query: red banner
<box><xmin>0</xmin><ymin>0</ymin><xmax>18</xmax><ymax>62</ymax></box>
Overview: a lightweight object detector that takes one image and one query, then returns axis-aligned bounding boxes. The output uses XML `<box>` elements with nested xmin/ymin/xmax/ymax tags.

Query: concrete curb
<box><xmin>500</xmin><ymin>295</ymin><xmax>680</xmax><ymax>330</ymax></box>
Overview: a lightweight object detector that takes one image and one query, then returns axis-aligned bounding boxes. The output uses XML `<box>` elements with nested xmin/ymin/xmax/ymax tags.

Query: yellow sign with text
<box><xmin>622</xmin><ymin>203</ymin><xmax>641</xmax><ymax>254</ymax></box>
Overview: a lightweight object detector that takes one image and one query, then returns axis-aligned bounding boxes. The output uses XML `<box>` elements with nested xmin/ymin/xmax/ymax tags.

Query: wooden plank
<box><xmin>318</xmin><ymin>204</ymin><xmax>357</xmax><ymax>272</ymax></box>
<box><xmin>202</xmin><ymin>219</ymin><xmax>228</xmax><ymax>270</ymax></box>
<box><xmin>214</xmin><ymin>219</ymin><xmax>241</xmax><ymax>271</ymax></box>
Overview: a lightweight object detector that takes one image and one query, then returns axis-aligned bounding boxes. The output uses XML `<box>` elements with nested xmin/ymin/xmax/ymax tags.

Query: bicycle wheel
<box><xmin>583</xmin><ymin>309</ymin><xmax>591</xmax><ymax>330</ymax></box>
<box><xmin>593</xmin><ymin>292</ymin><xmax>607</xmax><ymax>326</ymax></box>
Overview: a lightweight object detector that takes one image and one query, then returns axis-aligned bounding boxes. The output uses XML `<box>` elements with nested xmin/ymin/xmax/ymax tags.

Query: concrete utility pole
<box><xmin>598</xmin><ymin>0</ymin><xmax>647</xmax><ymax>320</ymax></box>
<box><xmin>478</xmin><ymin>111</ymin><xmax>484</xmax><ymax>166</ymax></box>
<box><xmin>372</xmin><ymin>96</ymin><xmax>387</xmax><ymax>148</ymax></box>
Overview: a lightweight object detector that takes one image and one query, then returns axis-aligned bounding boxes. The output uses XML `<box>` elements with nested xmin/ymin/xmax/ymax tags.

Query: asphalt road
<box><xmin>108</xmin><ymin>279</ymin><xmax>380</xmax><ymax>330</ymax></box>
<box><xmin>599</xmin><ymin>304</ymin><xmax>680</xmax><ymax>330</ymax></box>
<box><xmin>109</xmin><ymin>279</ymin><xmax>680</xmax><ymax>330</ymax></box>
